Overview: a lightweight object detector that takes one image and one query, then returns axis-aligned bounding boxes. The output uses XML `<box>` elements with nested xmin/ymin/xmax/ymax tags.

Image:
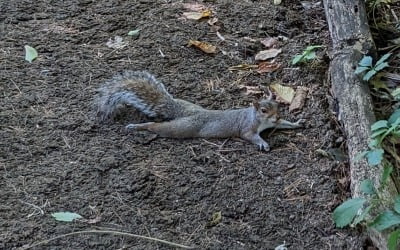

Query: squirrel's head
<box><xmin>254</xmin><ymin>87</ymin><xmax>280</xmax><ymax>123</ymax></box>
<box><xmin>253</xmin><ymin>99</ymin><xmax>279</xmax><ymax>123</ymax></box>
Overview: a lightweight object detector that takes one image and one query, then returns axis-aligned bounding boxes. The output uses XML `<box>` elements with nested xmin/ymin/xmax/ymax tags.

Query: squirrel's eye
<box><xmin>260</xmin><ymin>107</ymin><xmax>267</xmax><ymax>113</ymax></box>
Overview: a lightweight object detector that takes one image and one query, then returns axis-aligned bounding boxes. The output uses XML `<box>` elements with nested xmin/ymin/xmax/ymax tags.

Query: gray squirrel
<box><xmin>95</xmin><ymin>71</ymin><xmax>304</xmax><ymax>151</ymax></box>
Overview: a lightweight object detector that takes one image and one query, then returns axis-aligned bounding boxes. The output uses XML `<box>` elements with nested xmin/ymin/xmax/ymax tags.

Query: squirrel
<box><xmin>95</xmin><ymin>71</ymin><xmax>304</xmax><ymax>151</ymax></box>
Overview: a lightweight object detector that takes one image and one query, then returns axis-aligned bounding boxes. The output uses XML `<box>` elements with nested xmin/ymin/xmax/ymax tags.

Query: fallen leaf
<box><xmin>255</xmin><ymin>48</ymin><xmax>282</xmax><ymax>61</ymax></box>
<box><xmin>260</xmin><ymin>37</ymin><xmax>278</xmax><ymax>48</ymax></box>
<box><xmin>51</xmin><ymin>212</ymin><xmax>82</xmax><ymax>222</ymax></box>
<box><xmin>228</xmin><ymin>64</ymin><xmax>258</xmax><ymax>71</ymax></box>
<box><xmin>257</xmin><ymin>61</ymin><xmax>281</xmax><ymax>73</ymax></box>
<box><xmin>106</xmin><ymin>36</ymin><xmax>128</xmax><ymax>49</ymax></box>
<box><xmin>182</xmin><ymin>9</ymin><xmax>212</xmax><ymax>20</ymax></box>
<box><xmin>182</xmin><ymin>12</ymin><xmax>203</xmax><ymax>20</ymax></box>
<box><xmin>127</xmin><ymin>29</ymin><xmax>140</xmax><ymax>37</ymax></box>
<box><xmin>289</xmin><ymin>86</ymin><xmax>308</xmax><ymax>112</ymax></box>
<box><xmin>270</xmin><ymin>83</ymin><xmax>295</xmax><ymax>104</ymax></box>
<box><xmin>206</xmin><ymin>211</ymin><xmax>222</xmax><ymax>227</ymax></box>
<box><xmin>188</xmin><ymin>40</ymin><xmax>216</xmax><ymax>54</ymax></box>
<box><xmin>183</xmin><ymin>3</ymin><xmax>207</xmax><ymax>11</ymax></box>
<box><xmin>24</xmin><ymin>45</ymin><xmax>38</xmax><ymax>63</ymax></box>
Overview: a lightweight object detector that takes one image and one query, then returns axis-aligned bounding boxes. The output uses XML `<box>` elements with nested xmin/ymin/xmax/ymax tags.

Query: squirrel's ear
<box><xmin>253</xmin><ymin>100</ymin><xmax>260</xmax><ymax>110</ymax></box>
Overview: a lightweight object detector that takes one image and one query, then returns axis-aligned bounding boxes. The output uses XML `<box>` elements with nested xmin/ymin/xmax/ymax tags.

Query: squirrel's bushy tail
<box><xmin>95</xmin><ymin>71</ymin><xmax>178</xmax><ymax>122</ymax></box>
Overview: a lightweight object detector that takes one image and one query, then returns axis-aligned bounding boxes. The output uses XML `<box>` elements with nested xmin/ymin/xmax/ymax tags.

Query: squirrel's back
<box><xmin>96</xmin><ymin>71</ymin><xmax>197</xmax><ymax>122</ymax></box>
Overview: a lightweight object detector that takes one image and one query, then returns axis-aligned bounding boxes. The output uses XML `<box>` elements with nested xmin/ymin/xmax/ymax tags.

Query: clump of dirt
<box><xmin>1</xmin><ymin>0</ymin><xmax>362</xmax><ymax>249</ymax></box>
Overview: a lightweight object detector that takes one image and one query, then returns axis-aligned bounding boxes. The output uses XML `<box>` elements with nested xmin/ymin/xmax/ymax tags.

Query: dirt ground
<box><xmin>1</xmin><ymin>0</ymin><xmax>365</xmax><ymax>249</ymax></box>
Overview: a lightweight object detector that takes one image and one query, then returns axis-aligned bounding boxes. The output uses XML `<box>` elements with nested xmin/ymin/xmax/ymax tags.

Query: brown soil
<box><xmin>1</xmin><ymin>1</ymin><xmax>363</xmax><ymax>249</ymax></box>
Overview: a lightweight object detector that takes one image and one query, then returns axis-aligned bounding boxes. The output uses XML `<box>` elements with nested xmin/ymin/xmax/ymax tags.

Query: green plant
<box><xmin>355</xmin><ymin>53</ymin><xmax>391</xmax><ymax>81</ymax></box>
<box><xmin>357</xmin><ymin>112</ymin><xmax>400</xmax><ymax>166</ymax></box>
<box><xmin>291</xmin><ymin>45</ymin><xmax>322</xmax><ymax>65</ymax></box>
<box><xmin>333</xmin><ymin>108</ymin><xmax>400</xmax><ymax>250</ymax></box>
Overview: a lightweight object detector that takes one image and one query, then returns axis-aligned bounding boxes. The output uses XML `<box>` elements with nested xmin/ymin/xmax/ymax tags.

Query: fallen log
<box><xmin>323</xmin><ymin>0</ymin><xmax>397</xmax><ymax>249</ymax></box>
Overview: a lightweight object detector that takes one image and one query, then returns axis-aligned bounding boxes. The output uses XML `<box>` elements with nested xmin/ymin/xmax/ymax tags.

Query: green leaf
<box><xmin>305</xmin><ymin>45</ymin><xmax>323</xmax><ymax>51</ymax></box>
<box><xmin>333</xmin><ymin>198</ymin><xmax>366</xmax><ymax>228</ymax></box>
<box><xmin>24</xmin><ymin>45</ymin><xmax>38</xmax><ymax>63</ymax></box>
<box><xmin>376</xmin><ymin>53</ymin><xmax>391</xmax><ymax>65</ymax></box>
<box><xmin>370</xmin><ymin>210</ymin><xmax>400</xmax><ymax>231</ymax></box>
<box><xmin>394</xmin><ymin>196</ymin><xmax>400</xmax><ymax>214</ymax></box>
<box><xmin>359</xmin><ymin>56</ymin><xmax>373</xmax><ymax>67</ymax></box>
<box><xmin>388</xmin><ymin>229</ymin><xmax>400</xmax><ymax>250</ymax></box>
<box><xmin>128</xmin><ymin>29</ymin><xmax>140</xmax><ymax>37</ymax></box>
<box><xmin>371</xmin><ymin>120</ymin><xmax>388</xmax><ymax>131</ymax></box>
<box><xmin>363</xmin><ymin>69</ymin><xmax>377</xmax><ymax>81</ymax></box>
<box><xmin>366</xmin><ymin>148</ymin><xmax>384</xmax><ymax>166</ymax></box>
<box><xmin>292</xmin><ymin>55</ymin><xmax>303</xmax><ymax>65</ymax></box>
<box><xmin>360</xmin><ymin>179</ymin><xmax>376</xmax><ymax>195</ymax></box>
<box><xmin>368</xmin><ymin>138</ymin><xmax>380</xmax><ymax>148</ymax></box>
<box><xmin>355</xmin><ymin>66</ymin><xmax>369</xmax><ymax>74</ymax></box>
<box><xmin>389</xmin><ymin>109</ymin><xmax>400</xmax><ymax>125</ymax></box>
<box><xmin>51</xmin><ymin>212</ymin><xmax>82</xmax><ymax>222</ymax></box>
<box><xmin>304</xmin><ymin>51</ymin><xmax>316</xmax><ymax>60</ymax></box>
<box><xmin>353</xmin><ymin>205</ymin><xmax>372</xmax><ymax>225</ymax></box>
<box><xmin>374</xmin><ymin>62</ymin><xmax>388</xmax><ymax>72</ymax></box>
<box><xmin>370</xmin><ymin>128</ymin><xmax>388</xmax><ymax>138</ymax></box>
<box><xmin>381</xmin><ymin>164</ymin><xmax>393</xmax><ymax>186</ymax></box>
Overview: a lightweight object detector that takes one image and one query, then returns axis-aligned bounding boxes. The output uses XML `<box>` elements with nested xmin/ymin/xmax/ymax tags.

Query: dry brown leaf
<box><xmin>270</xmin><ymin>83</ymin><xmax>295</xmax><ymax>104</ymax></box>
<box><xmin>255</xmin><ymin>48</ymin><xmax>282</xmax><ymax>61</ymax></box>
<box><xmin>260</xmin><ymin>37</ymin><xmax>278</xmax><ymax>48</ymax></box>
<box><xmin>182</xmin><ymin>9</ymin><xmax>212</xmax><ymax>20</ymax></box>
<box><xmin>228</xmin><ymin>64</ymin><xmax>258</xmax><ymax>71</ymax></box>
<box><xmin>257</xmin><ymin>61</ymin><xmax>281</xmax><ymax>74</ymax></box>
<box><xmin>183</xmin><ymin>3</ymin><xmax>207</xmax><ymax>11</ymax></box>
<box><xmin>188</xmin><ymin>40</ymin><xmax>217</xmax><ymax>54</ymax></box>
<box><xmin>289</xmin><ymin>86</ymin><xmax>308</xmax><ymax>112</ymax></box>
<box><xmin>182</xmin><ymin>12</ymin><xmax>203</xmax><ymax>20</ymax></box>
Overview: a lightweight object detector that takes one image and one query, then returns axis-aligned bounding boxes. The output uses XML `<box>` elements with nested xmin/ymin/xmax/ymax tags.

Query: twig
<box><xmin>20</xmin><ymin>230</ymin><xmax>196</xmax><ymax>249</ymax></box>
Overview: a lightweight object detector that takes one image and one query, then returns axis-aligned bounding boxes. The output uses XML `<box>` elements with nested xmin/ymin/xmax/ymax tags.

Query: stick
<box><xmin>20</xmin><ymin>230</ymin><xmax>196</xmax><ymax>249</ymax></box>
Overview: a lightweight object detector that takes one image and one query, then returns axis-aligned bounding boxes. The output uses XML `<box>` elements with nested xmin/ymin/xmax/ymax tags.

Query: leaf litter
<box><xmin>255</xmin><ymin>48</ymin><xmax>282</xmax><ymax>61</ymax></box>
<box><xmin>188</xmin><ymin>40</ymin><xmax>217</xmax><ymax>54</ymax></box>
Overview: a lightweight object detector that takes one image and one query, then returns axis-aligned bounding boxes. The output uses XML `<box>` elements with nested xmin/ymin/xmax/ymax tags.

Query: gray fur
<box><xmin>95</xmin><ymin>71</ymin><xmax>174</xmax><ymax>122</ymax></box>
<box><xmin>95</xmin><ymin>70</ymin><xmax>304</xmax><ymax>151</ymax></box>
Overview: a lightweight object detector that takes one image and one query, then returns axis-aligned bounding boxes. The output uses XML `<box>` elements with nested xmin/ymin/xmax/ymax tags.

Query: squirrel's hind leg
<box><xmin>126</xmin><ymin>122</ymin><xmax>155</xmax><ymax>131</ymax></box>
<box><xmin>126</xmin><ymin>118</ymin><xmax>199</xmax><ymax>138</ymax></box>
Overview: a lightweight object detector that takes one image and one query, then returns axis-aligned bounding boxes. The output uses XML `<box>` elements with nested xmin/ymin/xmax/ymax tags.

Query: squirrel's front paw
<box><xmin>258</xmin><ymin>142</ymin><xmax>270</xmax><ymax>151</ymax></box>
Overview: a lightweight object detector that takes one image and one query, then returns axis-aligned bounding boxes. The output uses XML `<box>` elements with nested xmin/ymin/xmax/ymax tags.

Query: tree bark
<box><xmin>323</xmin><ymin>1</ymin><xmax>397</xmax><ymax>249</ymax></box>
